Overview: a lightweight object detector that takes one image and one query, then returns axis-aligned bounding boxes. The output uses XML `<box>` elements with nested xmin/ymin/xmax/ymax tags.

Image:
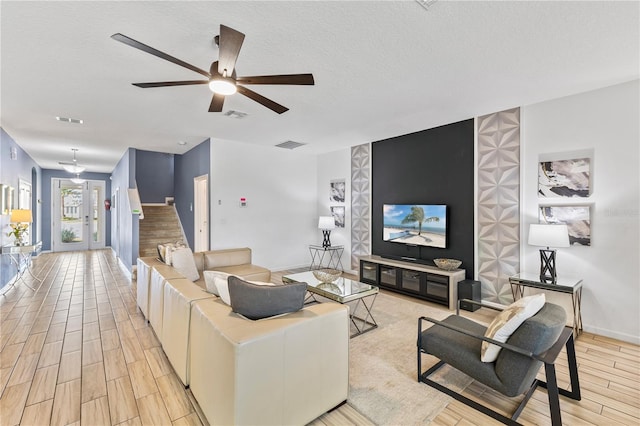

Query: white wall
<box><xmin>521</xmin><ymin>80</ymin><xmax>639</xmax><ymax>343</ymax></box>
<box><xmin>316</xmin><ymin>148</ymin><xmax>353</xmax><ymax>273</ymax></box>
<box><xmin>209</xmin><ymin>139</ymin><xmax>318</xmax><ymax>271</ymax></box>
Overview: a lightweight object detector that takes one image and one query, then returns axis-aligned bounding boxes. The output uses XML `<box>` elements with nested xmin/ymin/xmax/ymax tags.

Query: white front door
<box><xmin>193</xmin><ymin>174</ymin><xmax>209</xmax><ymax>252</ymax></box>
<box><xmin>52</xmin><ymin>179</ymin><xmax>106</xmax><ymax>252</ymax></box>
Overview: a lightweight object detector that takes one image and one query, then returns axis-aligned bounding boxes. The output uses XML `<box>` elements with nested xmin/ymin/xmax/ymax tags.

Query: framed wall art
<box><xmin>538</xmin><ymin>157</ymin><xmax>591</xmax><ymax>198</ymax></box>
<box><xmin>330</xmin><ymin>179</ymin><xmax>345</xmax><ymax>203</ymax></box>
<box><xmin>539</xmin><ymin>205</ymin><xmax>591</xmax><ymax>246</ymax></box>
<box><xmin>331</xmin><ymin>206</ymin><xmax>345</xmax><ymax>228</ymax></box>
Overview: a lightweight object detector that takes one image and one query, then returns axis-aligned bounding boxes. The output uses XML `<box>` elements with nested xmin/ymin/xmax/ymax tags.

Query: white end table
<box><xmin>2</xmin><ymin>242</ymin><xmax>43</xmax><ymax>292</ymax></box>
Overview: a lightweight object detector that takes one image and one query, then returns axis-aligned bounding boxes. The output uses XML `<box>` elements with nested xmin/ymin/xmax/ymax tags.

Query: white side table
<box><xmin>2</xmin><ymin>242</ymin><xmax>43</xmax><ymax>292</ymax></box>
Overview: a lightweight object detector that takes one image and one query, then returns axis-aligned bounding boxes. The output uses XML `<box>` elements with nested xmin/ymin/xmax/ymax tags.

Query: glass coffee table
<box><xmin>282</xmin><ymin>271</ymin><xmax>378</xmax><ymax>337</ymax></box>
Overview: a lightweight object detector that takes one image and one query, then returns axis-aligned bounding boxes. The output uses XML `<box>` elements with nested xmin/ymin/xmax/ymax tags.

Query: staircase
<box><xmin>138</xmin><ymin>205</ymin><xmax>186</xmax><ymax>258</ymax></box>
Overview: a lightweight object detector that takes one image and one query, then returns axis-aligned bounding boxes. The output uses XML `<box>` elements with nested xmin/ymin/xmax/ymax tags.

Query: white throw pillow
<box><xmin>480</xmin><ymin>294</ymin><xmax>546</xmax><ymax>363</ymax></box>
<box><xmin>213</xmin><ymin>276</ymin><xmax>274</xmax><ymax>305</ymax></box>
<box><xmin>170</xmin><ymin>247</ymin><xmax>200</xmax><ymax>282</ymax></box>
<box><xmin>203</xmin><ymin>270</ymin><xmax>233</xmax><ymax>296</ymax></box>
<box><xmin>214</xmin><ymin>277</ymin><xmax>232</xmax><ymax>305</ymax></box>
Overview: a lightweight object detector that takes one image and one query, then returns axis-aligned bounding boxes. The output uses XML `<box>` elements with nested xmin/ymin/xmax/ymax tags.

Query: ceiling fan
<box><xmin>111</xmin><ymin>25</ymin><xmax>314</xmax><ymax>114</ymax></box>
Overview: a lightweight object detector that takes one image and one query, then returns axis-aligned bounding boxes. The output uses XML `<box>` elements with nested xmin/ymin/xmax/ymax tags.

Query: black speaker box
<box><xmin>458</xmin><ymin>279</ymin><xmax>481</xmax><ymax>312</ymax></box>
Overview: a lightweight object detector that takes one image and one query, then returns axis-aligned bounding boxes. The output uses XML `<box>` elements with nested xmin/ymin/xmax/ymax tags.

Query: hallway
<box><xmin>0</xmin><ymin>250</ymin><xmax>201</xmax><ymax>425</ymax></box>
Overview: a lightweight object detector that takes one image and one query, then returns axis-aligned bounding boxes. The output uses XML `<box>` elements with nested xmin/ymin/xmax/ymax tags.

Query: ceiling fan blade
<box><xmin>236</xmin><ymin>74</ymin><xmax>315</xmax><ymax>85</ymax></box>
<box><xmin>236</xmin><ymin>86</ymin><xmax>288</xmax><ymax>114</ymax></box>
<box><xmin>209</xmin><ymin>93</ymin><xmax>225</xmax><ymax>112</ymax></box>
<box><xmin>217</xmin><ymin>25</ymin><xmax>245</xmax><ymax>76</ymax></box>
<box><xmin>111</xmin><ymin>33</ymin><xmax>210</xmax><ymax>78</ymax></box>
<box><xmin>132</xmin><ymin>80</ymin><xmax>210</xmax><ymax>88</ymax></box>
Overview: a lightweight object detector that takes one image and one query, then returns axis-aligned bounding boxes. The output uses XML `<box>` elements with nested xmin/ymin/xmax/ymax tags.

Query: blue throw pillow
<box><xmin>228</xmin><ymin>276</ymin><xmax>307</xmax><ymax>320</ymax></box>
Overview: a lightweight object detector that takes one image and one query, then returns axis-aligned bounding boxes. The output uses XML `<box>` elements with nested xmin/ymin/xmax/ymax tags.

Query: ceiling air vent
<box><xmin>224</xmin><ymin>110</ymin><xmax>248</xmax><ymax>119</ymax></box>
<box><xmin>275</xmin><ymin>141</ymin><xmax>306</xmax><ymax>150</ymax></box>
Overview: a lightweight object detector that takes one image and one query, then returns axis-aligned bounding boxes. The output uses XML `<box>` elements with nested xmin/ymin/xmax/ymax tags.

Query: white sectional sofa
<box><xmin>136</xmin><ymin>250</ymin><xmax>350</xmax><ymax>425</ymax></box>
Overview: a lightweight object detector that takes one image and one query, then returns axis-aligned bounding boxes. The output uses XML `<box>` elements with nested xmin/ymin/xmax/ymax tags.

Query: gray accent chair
<box><xmin>417</xmin><ymin>301</ymin><xmax>581</xmax><ymax>426</ymax></box>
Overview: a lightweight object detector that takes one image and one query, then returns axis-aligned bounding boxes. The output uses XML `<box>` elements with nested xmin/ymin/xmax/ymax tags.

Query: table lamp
<box><xmin>10</xmin><ymin>209</ymin><xmax>33</xmax><ymax>246</ymax></box>
<box><xmin>318</xmin><ymin>216</ymin><xmax>336</xmax><ymax>248</ymax></box>
<box><xmin>528</xmin><ymin>223</ymin><xmax>570</xmax><ymax>283</ymax></box>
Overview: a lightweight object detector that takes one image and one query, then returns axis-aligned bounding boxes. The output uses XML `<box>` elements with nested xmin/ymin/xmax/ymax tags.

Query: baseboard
<box><xmin>583</xmin><ymin>325</ymin><xmax>640</xmax><ymax>345</ymax></box>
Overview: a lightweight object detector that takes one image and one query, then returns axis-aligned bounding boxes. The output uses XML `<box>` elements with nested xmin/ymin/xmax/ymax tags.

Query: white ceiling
<box><xmin>1</xmin><ymin>1</ymin><xmax>638</xmax><ymax>173</ymax></box>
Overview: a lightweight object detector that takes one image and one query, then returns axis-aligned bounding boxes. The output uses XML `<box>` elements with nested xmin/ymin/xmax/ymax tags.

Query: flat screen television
<box><xmin>383</xmin><ymin>204</ymin><xmax>447</xmax><ymax>248</ymax></box>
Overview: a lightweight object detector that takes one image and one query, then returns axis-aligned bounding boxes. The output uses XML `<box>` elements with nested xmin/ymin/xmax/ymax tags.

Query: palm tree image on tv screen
<box><xmin>383</xmin><ymin>204</ymin><xmax>447</xmax><ymax>248</ymax></box>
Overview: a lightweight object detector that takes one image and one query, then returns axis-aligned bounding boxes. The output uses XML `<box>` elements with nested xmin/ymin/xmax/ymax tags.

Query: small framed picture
<box><xmin>330</xmin><ymin>179</ymin><xmax>346</xmax><ymax>203</ymax></box>
<box><xmin>331</xmin><ymin>206</ymin><xmax>345</xmax><ymax>228</ymax></box>
<box><xmin>539</xmin><ymin>205</ymin><xmax>591</xmax><ymax>246</ymax></box>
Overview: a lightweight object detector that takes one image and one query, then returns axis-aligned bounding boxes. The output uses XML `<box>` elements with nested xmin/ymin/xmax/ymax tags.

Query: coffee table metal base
<box><xmin>305</xmin><ymin>292</ymin><xmax>378</xmax><ymax>337</ymax></box>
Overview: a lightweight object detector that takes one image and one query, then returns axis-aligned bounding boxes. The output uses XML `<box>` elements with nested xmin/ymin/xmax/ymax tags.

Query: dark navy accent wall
<box><xmin>174</xmin><ymin>139</ymin><xmax>210</xmax><ymax>249</ymax></box>
<box><xmin>40</xmin><ymin>170</ymin><xmax>112</xmax><ymax>251</ymax></box>
<box><xmin>135</xmin><ymin>150</ymin><xmax>175</xmax><ymax>203</ymax></box>
<box><xmin>1</xmin><ymin>128</ymin><xmax>42</xmax><ymax>290</ymax></box>
<box><xmin>371</xmin><ymin>119</ymin><xmax>475</xmax><ymax>278</ymax></box>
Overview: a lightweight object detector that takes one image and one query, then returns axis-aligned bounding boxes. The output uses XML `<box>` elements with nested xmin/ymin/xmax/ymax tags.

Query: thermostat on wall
<box><xmin>240</xmin><ymin>197</ymin><xmax>247</xmax><ymax>207</ymax></box>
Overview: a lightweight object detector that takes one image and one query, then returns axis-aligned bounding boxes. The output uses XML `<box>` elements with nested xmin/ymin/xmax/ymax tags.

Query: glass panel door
<box><xmin>52</xmin><ymin>179</ymin><xmax>106</xmax><ymax>252</ymax></box>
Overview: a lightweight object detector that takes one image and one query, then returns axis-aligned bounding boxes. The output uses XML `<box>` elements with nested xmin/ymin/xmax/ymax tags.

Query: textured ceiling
<box><xmin>1</xmin><ymin>1</ymin><xmax>638</xmax><ymax>173</ymax></box>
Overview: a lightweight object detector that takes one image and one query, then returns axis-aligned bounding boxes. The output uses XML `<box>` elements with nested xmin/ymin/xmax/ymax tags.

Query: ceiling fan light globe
<box><xmin>209</xmin><ymin>77</ymin><xmax>237</xmax><ymax>95</ymax></box>
<box><xmin>62</xmin><ymin>164</ymin><xmax>86</xmax><ymax>174</ymax></box>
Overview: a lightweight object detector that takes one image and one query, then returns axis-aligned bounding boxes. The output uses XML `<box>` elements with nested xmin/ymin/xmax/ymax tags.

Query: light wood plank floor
<box><xmin>1</xmin><ymin>251</ymin><xmax>638</xmax><ymax>425</ymax></box>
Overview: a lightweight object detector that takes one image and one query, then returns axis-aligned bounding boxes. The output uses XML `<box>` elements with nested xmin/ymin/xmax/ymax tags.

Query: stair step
<box><xmin>138</xmin><ymin>205</ymin><xmax>186</xmax><ymax>258</ymax></box>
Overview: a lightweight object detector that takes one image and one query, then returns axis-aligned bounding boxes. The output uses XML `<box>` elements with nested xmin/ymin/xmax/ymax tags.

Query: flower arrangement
<box><xmin>7</xmin><ymin>223</ymin><xmax>29</xmax><ymax>246</ymax></box>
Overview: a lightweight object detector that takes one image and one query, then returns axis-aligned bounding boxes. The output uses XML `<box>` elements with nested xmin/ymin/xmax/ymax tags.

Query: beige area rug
<box><xmin>346</xmin><ymin>292</ymin><xmax>474</xmax><ymax>425</ymax></box>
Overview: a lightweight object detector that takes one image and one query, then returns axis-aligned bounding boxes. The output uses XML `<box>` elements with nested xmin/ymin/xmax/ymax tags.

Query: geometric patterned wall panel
<box><xmin>351</xmin><ymin>143</ymin><xmax>371</xmax><ymax>270</ymax></box>
<box><xmin>476</xmin><ymin>107</ymin><xmax>521</xmax><ymax>304</ymax></box>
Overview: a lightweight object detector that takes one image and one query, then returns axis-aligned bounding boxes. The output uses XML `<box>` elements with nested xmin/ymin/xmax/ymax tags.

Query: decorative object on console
<box><xmin>312</xmin><ymin>268</ymin><xmax>342</xmax><ymax>283</ymax></box>
<box><xmin>318</xmin><ymin>216</ymin><xmax>336</xmax><ymax>248</ymax></box>
<box><xmin>8</xmin><ymin>209</ymin><xmax>32</xmax><ymax>246</ymax></box>
<box><xmin>433</xmin><ymin>258</ymin><xmax>461</xmax><ymax>271</ymax></box>
<box><xmin>528</xmin><ymin>223</ymin><xmax>569</xmax><ymax>283</ymax></box>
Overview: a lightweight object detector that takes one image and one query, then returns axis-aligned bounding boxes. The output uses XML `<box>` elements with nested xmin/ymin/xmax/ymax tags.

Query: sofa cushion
<box><xmin>203</xmin><ymin>248</ymin><xmax>252</xmax><ymax>269</ymax></box>
<box><xmin>213</xmin><ymin>264</ymin><xmax>271</xmax><ymax>283</ymax></box>
<box><xmin>228</xmin><ymin>276</ymin><xmax>307</xmax><ymax>320</ymax></box>
<box><xmin>203</xmin><ymin>270</ymin><xmax>234</xmax><ymax>296</ymax></box>
<box><xmin>481</xmin><ymin>294</ymin><xmax>545</xmax><ymax>362</ymax></box>
<box><xmin>171</xmin><ymin>247</ymin><xmax>200</xmax><ymax>282</ymax></box>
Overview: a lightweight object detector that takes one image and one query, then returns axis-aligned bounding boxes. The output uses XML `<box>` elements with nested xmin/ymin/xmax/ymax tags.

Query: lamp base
<box><xmin>322</xmin><ymin>230</ymin><xmax>332</xmax><ymax>248</ymax></box>
<box><xmin>539</xmin><ymin>248</ymin><xmax>557</xmax><ymax>283</ymax></box>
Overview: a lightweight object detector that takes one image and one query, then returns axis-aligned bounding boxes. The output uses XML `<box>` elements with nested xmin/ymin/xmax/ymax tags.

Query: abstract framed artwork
<box><xmin>330</xmin><ymin>179</ymin><xmax>346</xmax><ymax>203</ymax></box>
<box><xmin>331</xmin><ymin>206</ymin><xmax>345</xmax><ymax>228</ymax></box>
<box><xmin>538</xmin><ymin>157</ymin><xmax>591</xmax><ymax>198</ymax></box>
<box><xmin>539</xmin><ymin>205</ymin><xmax>591</xmax><ymax>246</ymax></box>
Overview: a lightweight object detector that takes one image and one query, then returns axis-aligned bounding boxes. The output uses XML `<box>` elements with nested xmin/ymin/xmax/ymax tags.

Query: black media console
<box><xmin>359</xmin><ymin>255</ymin><xmax>465</xmax><ymax>310</ymax></box>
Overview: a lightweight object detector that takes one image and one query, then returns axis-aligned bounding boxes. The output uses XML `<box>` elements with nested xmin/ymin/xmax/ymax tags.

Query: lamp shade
<box><xmin>10</xmin><ymin>209</ymin><xmax>32</xmax><ymax>223</ymax></box>
<box><xmin>318</xmin><ymin>216</ymin><xmax>336</xmax><ymax>230</ymax></box>
<box><xmin>528</xmin><ymin>224</ymin><xmax>570</xmax><ymax>248</ymax></box>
